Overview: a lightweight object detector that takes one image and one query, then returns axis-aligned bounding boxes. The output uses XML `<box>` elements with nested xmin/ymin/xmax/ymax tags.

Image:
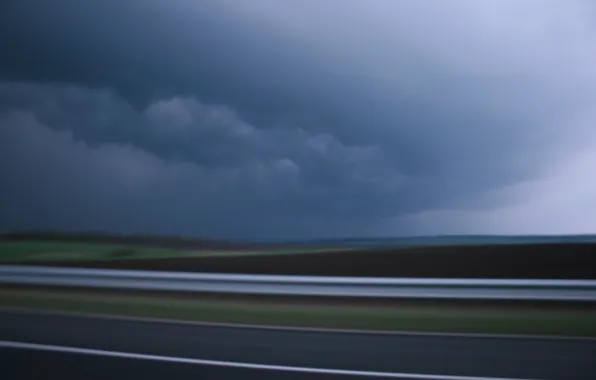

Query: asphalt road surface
<box><xmin>1</xmin><ymin>309</ymin><xmax>595</xmax><ymax>379</ymax></box>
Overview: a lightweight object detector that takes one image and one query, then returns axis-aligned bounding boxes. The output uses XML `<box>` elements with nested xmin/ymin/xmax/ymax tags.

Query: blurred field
<box><xmin>0</xmin><ymin>241</ymin><xmax>345</xmax><ymax>263</ymax></box>
<box><xmin>9</xmin><ymin>242</ymin><xmax>595</xmax><ymax>279</ymax></box>
<box><xmin>0</xmin><ymin>242</ymin><xmax>183</xmax><ymax>262</ymax></box>
<box><xmin>2</xmin><ymin>230</ymin><xmax>596</xmax><ymax>279</ymax></box>
<box><xmin>1</xmin><ymin>287</ymin><xmax>595</xmax><ymax>337</ymax></box>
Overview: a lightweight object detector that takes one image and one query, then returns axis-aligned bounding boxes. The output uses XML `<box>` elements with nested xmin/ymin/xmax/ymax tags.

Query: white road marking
<box><xmin>0</xmin><ymin>340</ymin><xmax>539</xmax><ymax>380</ymax></box>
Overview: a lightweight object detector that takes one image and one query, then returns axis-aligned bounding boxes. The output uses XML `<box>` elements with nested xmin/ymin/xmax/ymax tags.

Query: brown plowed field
<box><xmin>26</xmin><ymin>242</ymin><xmax>596</xmax><ymax>279</ymax></box>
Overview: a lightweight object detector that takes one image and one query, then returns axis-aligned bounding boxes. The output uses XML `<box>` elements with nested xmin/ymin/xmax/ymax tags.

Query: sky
<box><xmin>1</xmin><ymin>0</ymin><xmax>595</xmax><ymax>240</ymax></box>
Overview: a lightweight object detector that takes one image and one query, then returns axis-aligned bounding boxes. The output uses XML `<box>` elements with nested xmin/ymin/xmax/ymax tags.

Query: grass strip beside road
<box><xmin>1</xmin><ymin>288</ymin><xmax>595</xmax><ymax>337</ymax></box>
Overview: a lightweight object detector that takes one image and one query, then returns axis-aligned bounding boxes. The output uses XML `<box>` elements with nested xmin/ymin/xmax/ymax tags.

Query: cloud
<box><xmin>1</xmin><ymin>0</ymin><xmax>595</xmax><ymax>238</ymax></box>
<box><xmin>0</xmin><ymin>82</ymin><xmax>405</xmax><ymax>238</ymax></box>
<box><xmin>389</xmin><ymin>109</ymin><xmax>596</xmax><ymax>236</ymax></box>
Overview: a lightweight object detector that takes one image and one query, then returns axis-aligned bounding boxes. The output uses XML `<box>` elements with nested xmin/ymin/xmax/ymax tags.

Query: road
<box><xmin>0</xmin><ymin>309</ymin><xmax>595</xmax><ymax>379</ymax></box>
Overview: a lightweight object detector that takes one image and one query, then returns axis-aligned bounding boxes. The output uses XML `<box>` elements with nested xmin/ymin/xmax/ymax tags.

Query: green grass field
<box><xmin>1</xmin><ymin>288</ymin><xmax>595</xmax><ymax>337</ymax></box>
<box><xmin>0</xmin><ymin>241</ymin><xmax>345</xmax><ymax>263</ymax></box>
<box><xmin>0</xmin><ymin>241</ymin><xmax>193</xmax><ymax>262</ymax></box>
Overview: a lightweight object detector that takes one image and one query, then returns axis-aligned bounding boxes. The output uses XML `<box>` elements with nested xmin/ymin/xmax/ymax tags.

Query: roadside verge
<box><xmin>1</xmin><ymin>287</ymin><xmax>595</xmax><ymax>338</ymax></box>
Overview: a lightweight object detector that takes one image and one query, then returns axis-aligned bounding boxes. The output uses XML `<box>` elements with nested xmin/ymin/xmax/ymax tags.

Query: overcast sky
<box><xmin>1</xmin><ymin>0</ymin><xmax>595</xmax><ymax>240</ymax></box>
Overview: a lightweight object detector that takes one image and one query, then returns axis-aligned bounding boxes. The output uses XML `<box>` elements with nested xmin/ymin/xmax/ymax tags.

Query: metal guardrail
<box><xmin>1</xmin><ymin>265</ymin><xmax>596</xmax><ymax>301</ymax></box>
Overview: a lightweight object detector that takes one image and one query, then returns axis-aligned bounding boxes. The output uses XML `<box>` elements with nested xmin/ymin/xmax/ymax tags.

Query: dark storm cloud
<box><xmin>0</xmin><ymin>83</ymin><xmax>402</xmax><ymax>238</ymax></box>
<box><xmin>1</xmin><ymin>0</ymin><xmax>595</xmax><ymax>238</ymax></box>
